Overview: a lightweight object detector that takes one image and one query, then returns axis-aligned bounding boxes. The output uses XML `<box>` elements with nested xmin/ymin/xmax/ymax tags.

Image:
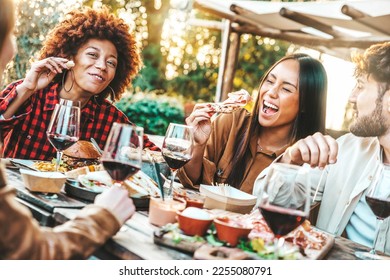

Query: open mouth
<box><xmin>89</xmin><ymin>73</ymin><xmax>105</xmax><ymax>81</ymax></box>
<box><xmin>262</xmin><ymin>100</ymin><xmax>279</xmax><ymax>114</ymax></box>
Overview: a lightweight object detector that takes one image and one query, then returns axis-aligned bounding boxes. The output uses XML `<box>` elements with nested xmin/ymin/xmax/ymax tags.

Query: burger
<box><xmin>62</xmin><ymin>140</ymin><xmax>102</xmax><ymax>170</ymax></box>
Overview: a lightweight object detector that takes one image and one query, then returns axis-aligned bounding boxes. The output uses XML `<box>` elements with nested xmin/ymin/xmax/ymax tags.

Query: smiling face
<box><xmin>69</xmin><ymin>38</ymin><xmax>118</xmax><ymax>96</ymax></box>
<box><xmin>258</xmin><ymin>59</ymin><xmax>300</xmax><ymax>129</ymax></box>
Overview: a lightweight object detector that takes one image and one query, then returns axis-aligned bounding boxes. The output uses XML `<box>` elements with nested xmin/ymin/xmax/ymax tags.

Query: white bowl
<box><xmin>200</xmin><ymin>184</ymin><xmax>257</xmax><ymax>214</ymax></box>
<box><xmin>20</xmin><ymin>169</ymin><xmax>66</xmax><ymax>193</ymax></box>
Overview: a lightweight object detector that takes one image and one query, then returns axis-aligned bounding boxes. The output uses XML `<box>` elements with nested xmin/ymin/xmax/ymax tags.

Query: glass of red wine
<box><xmin>257</xmin><ymin>163</ymin><xmax>310</xmax><ymax>259</ymax></box>
<box><xmin>101</xmin><ymin>123</ymin><xmax>143</xmax><ymax>187</ymax></box>
<box><xmin>354</xmin><ymin>176</ymin><xmax>390</xmax><ymax>260</ymax></box>
<box><xmin>161</xmin><ymin>123</ymin><xmax>193</xmax><ymax>200</ymax></box>
<box><xmin>46</xmin><ymin>102</ymin><xmax>80</xmax><ymax>171</ymax></box>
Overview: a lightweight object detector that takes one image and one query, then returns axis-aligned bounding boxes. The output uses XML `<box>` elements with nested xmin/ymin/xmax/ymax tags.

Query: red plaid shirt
<box><xmin>0</xmin><ymin>81</ymin><xmax>159</xmax><ymax>160</ymax></box>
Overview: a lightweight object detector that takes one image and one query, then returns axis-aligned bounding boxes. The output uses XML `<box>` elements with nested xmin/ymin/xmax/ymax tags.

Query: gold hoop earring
<box><xmin>62</xmin><ymin>69</ymin><xmax>74</xmax><ymax>93</ymax></box>
<box><xmin>93</xmin><ymin>86</ymin><xmax>115</xmax><ymax>106</ymax></box>
<box><xmin>107</xmin><ymin>86</ymin><xmax>115</xmax><ymax>101</ymax></box>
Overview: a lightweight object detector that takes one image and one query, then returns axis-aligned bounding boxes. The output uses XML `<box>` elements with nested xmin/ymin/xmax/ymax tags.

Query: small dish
<box><xmin>213</xmin><ymin>217</ymin><xmax>253</xmax><ymax>247</ymax></box>
<box><xmin>177</xmin><ymin>207</ymin><xmax>213</xmax><ymax>236</ymax></box>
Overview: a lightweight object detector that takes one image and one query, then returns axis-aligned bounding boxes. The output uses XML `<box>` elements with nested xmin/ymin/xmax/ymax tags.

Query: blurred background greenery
<box><xmin>5</xmin><ymin>0</ymin><xmax>299</xmax><ymax>135</ymax></box>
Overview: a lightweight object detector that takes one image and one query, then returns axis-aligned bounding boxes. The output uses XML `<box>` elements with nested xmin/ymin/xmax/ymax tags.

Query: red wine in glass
<box><xmin>46</xmin><ymin>102</ymin><xmax>80</xmax><ymax>171</ymax></box>
<box><xmin>259</xmin><ymin>204</ymin><xmax>306</xmax><ymax>238</ymax></box>
<box><xmin>101</xmin><ymin>123</ymin><xmax>143</xmax><ymax>188</ymax></box>
<box><xmin>161</xmin><ymin>123</ymin><xmax>194</xmax><ymax>199</ymax></box>
<box><xmin>102</xmin><ymin>160</ymin><xmax>140</xmax><ymax>182</ymax></box>
<box><xmin>162</xmin><ymin>151</ymin><xmax>192</xmax><ymax>170</ymax></box>
<box><xmin>355</xmin><ymin>180</ymin><xmax>390</xmax><ymax>260</ymax></box>
<box><xmin>365</xmin><ymin>196</ymin><xmax>390</xmax><ymax>220</ymax></box>
<box><xmin>47</xmin><ymin>134</ymin><xmax>78</xmax><ymax>151</ymax></box>
<box><xmin>257</xmin><ymin>163</ymin><xmax>310</xmax><ymax>258</ymax></box>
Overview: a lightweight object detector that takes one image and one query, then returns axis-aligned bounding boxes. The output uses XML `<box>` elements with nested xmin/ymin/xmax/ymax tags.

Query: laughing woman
<box><xmin>0</xmin><ymin>6</ymin><xmax>158</xmax><ymax>160</ymax></box>
<box><xmin>178</xmin><ymin>54</ymin><xmax>328</xmax><ymax>193</ymax></box>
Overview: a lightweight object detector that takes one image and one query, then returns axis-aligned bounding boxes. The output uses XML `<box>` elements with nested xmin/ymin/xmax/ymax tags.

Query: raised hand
<box><xmin>185</xmin><ymin>103</ymin><xmax>215</xmax><ymax>146</ymax></box>
<box><xmin>280</xmin><ymin>132</ymin><xmax>338</xmax><ymax>169</ymax></box>
<box><xmin>18</xmin><ymin>57</ymin><xmax>73</xmax><ymax>94</ymax></box>
<box><xmin>95</xmin><ymin>185</ymin><xmax>136</xmax><ymax>224</ymax></box>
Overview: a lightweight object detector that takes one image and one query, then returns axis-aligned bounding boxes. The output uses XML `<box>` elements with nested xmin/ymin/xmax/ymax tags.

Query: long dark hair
<box><xmin>226</xmin><ymin>53</ymin><xmax>328</xmax><ymax>187</ymax></box>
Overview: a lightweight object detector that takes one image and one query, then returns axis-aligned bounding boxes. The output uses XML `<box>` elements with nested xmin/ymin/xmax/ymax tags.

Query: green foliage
<box><xmin>234</xmin><ymin>37</ymin><xmax>291</xmax><ymax>94</ymax></box>
<box><xmin>116</xmin><ymin>92</ymin><xmax>185</xmax><ymax>136</ymax></box>
<box><xmin>133</xmin><ymin>44</ymin><xmax>166</xmax><ymax>92</ymax></box>
<box><xmin>5</xmin><ymin>0</ymin><xmax>68</xmax><ymax>85</ymax></box>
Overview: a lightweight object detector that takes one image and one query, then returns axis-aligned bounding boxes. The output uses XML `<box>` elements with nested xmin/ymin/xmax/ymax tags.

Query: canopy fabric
<box><xmin>194</xmin><ymin>0</ymin><xmax>390</xmax><ymax>60</ymax></box>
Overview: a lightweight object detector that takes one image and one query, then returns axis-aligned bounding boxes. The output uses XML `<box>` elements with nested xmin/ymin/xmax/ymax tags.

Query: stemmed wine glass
<box><xmin>257</xmin><ymin>163</ymin><xmax>311</xmax><ymax>259</ymax></box>
<box><xmin>354</xmin><ymin>177</ymin><xmax>390</xmax><ymax>260</ymax></box>
<box><xmin>161</xmin><ymin>123</ymin><xmax>194</xmax><ymax>199</ymax></box>
<box><xmin>101</xmin><ymin>123</ymin><xmax>144</xmax><ymax>187</ymax></box>
<box><xmin>46</xmin><ymin>101</ymin><xmax>80</xmax><ymax>171</ymax></box>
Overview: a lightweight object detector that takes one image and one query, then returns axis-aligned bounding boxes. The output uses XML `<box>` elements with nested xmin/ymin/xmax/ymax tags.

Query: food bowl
<box><xmin>184</xmin><ymin>190</ymin><xmax>205</xmax><ymax>208</ymax></box>
<box><xmin>148</xmin><ymin>197</ymin><xmax>186</xmax><ymax>227</ymax></box>
<box><xmin>213</xmin><ymin>217</ymin><xmax>253</xmax><ymax>247</ymax></box>
<box><xmin>200</xmin><ymin>184</ymin><xmax>257</xmax><ymax>214</ymax></box>
<box><xmin>20</xmin><ymin>169</ymin><xmax>67</xmax><ymax>193</ymax></box>
<box><xmin>177</xmin><ymin>207</ymin><xmax>213</xmax><ymax>236</ymax></box>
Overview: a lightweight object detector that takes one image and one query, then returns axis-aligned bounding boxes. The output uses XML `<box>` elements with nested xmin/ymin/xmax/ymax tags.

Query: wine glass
<box><xmin>101</xmin><ymin>123</ymin><xmax>143</xmax><ymax>187</ymax></box>
<box><xmin>257</xmin><ymin>163</ymin><xmax>311</xmax><ymax>259</ymax></box>
<box><xmin>161</xmin><ymin>123</ymin><xmax>194</xmax><ymax>200</ymax></box>
<box><xmin>354</xmin><ymin>177</ymin><xmax>390</xmax><ymax>260</ymax></box>
<box><xmin>46</xmin><ymin>102</ymin><xmax>80</xmax><ymax>171</ymax></box>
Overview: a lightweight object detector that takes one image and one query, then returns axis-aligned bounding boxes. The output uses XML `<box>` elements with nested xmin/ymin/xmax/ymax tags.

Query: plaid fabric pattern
<box><xmin>0</xmin><ymin>81</ymin><xmax>159</xmax><ymax>160</ymax></box>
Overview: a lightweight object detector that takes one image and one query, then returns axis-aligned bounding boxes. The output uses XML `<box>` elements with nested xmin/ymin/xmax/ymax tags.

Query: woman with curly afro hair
<box><xmin>0</xmin><ymin>6</ymin><xmax>159</xmax><ymax>161</ymax></box>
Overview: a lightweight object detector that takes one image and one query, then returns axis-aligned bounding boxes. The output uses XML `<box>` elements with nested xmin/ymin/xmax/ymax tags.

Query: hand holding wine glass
<box><xmin>46</xmin><ymin>101</ymin><xmax>80</xmax><ymax>171</ymax></box>
<box><xmin>257</xmin><ymin>163</ymin><xmax>311</xmax><ymax>259</ymax></box>
<box><xmin>354</xmin><ymin>177</ymin><xmax>390</xmax><ymax>260</ymax></box>
<box><xmin>161</xmin><ymin>123</ymin><xmax>194</xmax><ymax>199</ymax></box>
<box><xmin>101</xmin><ymin>123</ymin><xmax>143</xmax><ymax>187</ymax></box>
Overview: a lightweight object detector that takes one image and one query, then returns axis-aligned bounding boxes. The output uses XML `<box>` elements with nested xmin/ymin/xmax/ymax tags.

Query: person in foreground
<box><xmin>253</xmin><ymin>42</ymin><xmax>390</xmax><ymax>255</ymax></box>
<box><xmin>0</xmin><ymin>0</ymin><xmax>135</xmax><ymax>260</ymax></box>
<box><xmin>0</xmin><ymin>5</ymin><xmax>158</xmax><ymax>161</ymax></box>
<box><xmin>178</xmin><ymin>53</ymin><xmax>328</xmax><ymax>193</ymax></box>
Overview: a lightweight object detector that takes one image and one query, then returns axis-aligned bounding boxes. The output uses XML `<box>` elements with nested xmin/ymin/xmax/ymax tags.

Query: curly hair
<box><xmin>352</xmin><ymin>42</ymin><xmax>390</xmax><ymax>89</ymax></box>
<box><xmin>39</xmin><ymin>6</ymin><xmax>142</xmax><ymax>101</ymax></box>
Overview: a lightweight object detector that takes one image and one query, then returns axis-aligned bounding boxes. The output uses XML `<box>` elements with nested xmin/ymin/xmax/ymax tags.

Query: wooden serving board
<box><xmin>154</xmin><ymin>229</ymin><xmax>206</xmax><ymax>254</ymax></box>
<box><xmin>153</xmin><ymin>208</ymin><xmax>335</xmax><ymax>260</ymax></box>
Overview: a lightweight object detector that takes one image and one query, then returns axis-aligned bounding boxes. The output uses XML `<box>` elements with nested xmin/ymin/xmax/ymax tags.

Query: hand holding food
<box><xmin>17</xmin><ymin>57</ymin><xmax>73</xmax><ymax>95</ymax></box>
<box><xmin>185</xmin><ymin>103</ymin><xmax>214</xmax><ymax>146</ymax></box>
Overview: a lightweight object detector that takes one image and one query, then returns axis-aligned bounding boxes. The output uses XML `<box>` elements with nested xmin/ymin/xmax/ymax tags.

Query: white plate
<box><xmin>10</xmin><ymin>159</ymin><xmax>40</xmax><ymax>171</ymax></box>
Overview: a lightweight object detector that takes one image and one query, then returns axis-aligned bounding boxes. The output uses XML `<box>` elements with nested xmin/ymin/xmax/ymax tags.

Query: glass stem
<box><xmin>273</xmin><ymin>237</ymin><xmax>284</xmax><ymax>260</ymax></box>
<box><xmin>370</xmin><ymin>218</ymin><xmax>383</xmax><ymax>255</ymax></box>
<box><xmin>55</xmin><ymin>151</ymin><xmax>63</xmax><ymax>172</ymax></box>
<box><xmin>166</xmin><ymin>169</ymin><xmax>177</xmax><ymax>199</ymax></box>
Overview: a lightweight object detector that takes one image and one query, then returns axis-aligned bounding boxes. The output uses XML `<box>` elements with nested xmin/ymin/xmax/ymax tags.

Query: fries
<box><xmin>33</xmin><ymin>161</ymin><xmax>68</xmax><ymax>173</ymax></box>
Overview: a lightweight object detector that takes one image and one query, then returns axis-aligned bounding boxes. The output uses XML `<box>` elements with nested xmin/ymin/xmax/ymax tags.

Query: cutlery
<box><xmin>90</xmin><ymin>138</ymin><xmax>103</xmax><ymax>155</ymax></box>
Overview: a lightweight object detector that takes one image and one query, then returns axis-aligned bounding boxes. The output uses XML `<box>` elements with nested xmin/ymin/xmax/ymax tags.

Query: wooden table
<box><xmin>7</xmin><ymin>167</ymin><xmax>373</xmax><ymax>260</ymax></box>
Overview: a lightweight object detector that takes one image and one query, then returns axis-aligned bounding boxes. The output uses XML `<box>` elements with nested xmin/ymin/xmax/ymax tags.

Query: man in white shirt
<box><xmin>253</xmin><ymin>42</ymin><xmax>390</xmax><ymax>257</ymax></box>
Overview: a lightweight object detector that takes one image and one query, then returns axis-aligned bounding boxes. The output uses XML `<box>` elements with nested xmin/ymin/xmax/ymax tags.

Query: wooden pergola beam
<box><xmin>341</xmin><ymin>4</ymin><xmax>390</xmax><ymax>36</ymax></box>
<box><xmin>194</xmin><ymin>1</ymin><xmax>388</xmax><ymax>49</ymax></box>
<box><xmin>278</xmin><ymin>7</ymin><xmax>346</xmax><ymax>38</ymax></box>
